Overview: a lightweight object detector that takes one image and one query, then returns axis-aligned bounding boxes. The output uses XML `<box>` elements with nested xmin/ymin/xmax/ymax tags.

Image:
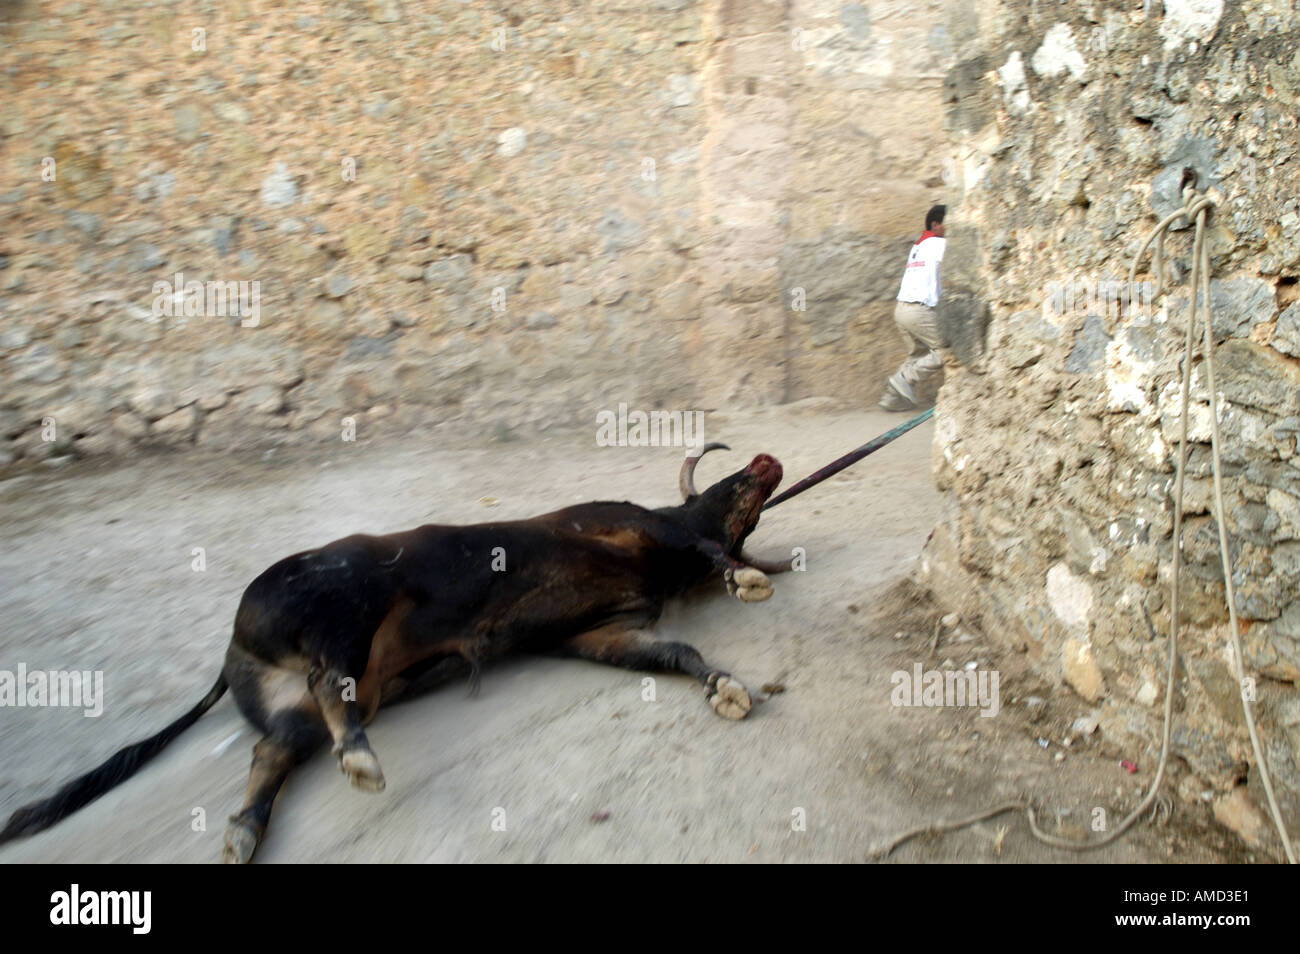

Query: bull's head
<box><xmin>677</xmin><ymin>443</ymin><xmax>793</xmax><ymax>573</ymax></box>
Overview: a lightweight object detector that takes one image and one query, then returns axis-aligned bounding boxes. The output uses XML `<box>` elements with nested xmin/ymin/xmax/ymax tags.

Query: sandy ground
<box><xmin>0</xmin><ymin>404</ymin><xmax>1237</xmax><ymax>863</ymax></box>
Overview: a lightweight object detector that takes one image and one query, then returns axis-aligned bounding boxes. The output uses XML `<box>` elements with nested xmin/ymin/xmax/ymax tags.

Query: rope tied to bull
<box><xmin>760</xmin><ymin>407</ymin><xmax>935</xmax><ymax>512</ymax></box>
<box><xmin>683</xmin><ymin>410</ymin><xmax>935</xmax><ymax>574</ymax></box>
<box><xmin>872</xmin><ymin>171</ymin><xmax>1296</xmax><ymax>862</ymax></box>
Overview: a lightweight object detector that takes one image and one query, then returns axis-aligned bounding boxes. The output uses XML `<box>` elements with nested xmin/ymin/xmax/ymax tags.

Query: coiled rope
<box><xmin>1128</xmin><ymin>174</ymin><xmax>1294</xmax><ymax>863</ymax></box>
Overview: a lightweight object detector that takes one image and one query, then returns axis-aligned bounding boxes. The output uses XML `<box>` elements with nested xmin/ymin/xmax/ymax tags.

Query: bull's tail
<box><xmin>0</xmin><ymin>673</ymin><xmax>228</xmax><ymax>845</ymax></box>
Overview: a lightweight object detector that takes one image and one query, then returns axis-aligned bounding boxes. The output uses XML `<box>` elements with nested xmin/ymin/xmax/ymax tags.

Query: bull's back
<box><xmin>390</xmin><ymin>515</ymin><xmax>670</xmax><ymax>652</ymax></box>
<box><xmin>232</xmin><ymin>535</ymin><xmax>405</xmax><ymax>663</ymax></box>
<box><xmin>231</xmin><ymin>502</ymin><xmax>701</xmax><ymax>663</ymax></box>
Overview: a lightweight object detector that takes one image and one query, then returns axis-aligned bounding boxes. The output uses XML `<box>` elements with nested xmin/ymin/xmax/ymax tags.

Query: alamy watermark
<box><xmin>1043</xmin><ymin>279</ymin><xmax>1156</xmax><ymax>322</ymax></box>
<box><xmin>890</xmin><ymin>663</ymin><xmax>1000</xmax><ymax>718</ymax></box>
<box><xmin>50</xmin><ymin>884</ymin><xmax>150</xmax><ymax>934</ymax></box>
<box><xmin>151</xmin><ymin>271</ymin><xmax>261</xmax><ymax>327</ymax></box>
<box><xmin>0</xmin><ymin>665</ymin><xmax>104</xmax><ymax>717</ymax></box>
<box><xmin>595</xmin><ymin>403</ymin><xmax>705</xmax><ymax>448</ymax></box>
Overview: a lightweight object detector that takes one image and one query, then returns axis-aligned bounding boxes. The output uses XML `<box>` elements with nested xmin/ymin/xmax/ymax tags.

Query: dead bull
<box><xmin>0</xmin><ymin>446</ymin><xmax>791</xmax><ymax>863</ymax></box>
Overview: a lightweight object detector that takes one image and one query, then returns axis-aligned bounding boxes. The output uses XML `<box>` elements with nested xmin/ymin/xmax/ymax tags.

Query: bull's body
<box><xmin>1</xmin><ymin>449</ymin><xmax>785</xmax><ymax>862</ymax></box>
<box><xmin>234</xmin><ymin>501</ymin><xmax>735</xmax><ymax>698</ymax></box>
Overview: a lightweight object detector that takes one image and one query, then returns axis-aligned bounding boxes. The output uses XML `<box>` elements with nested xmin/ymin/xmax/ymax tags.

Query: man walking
<box><xmin>879</xmin><ymin>204</ymin><xmax>946</xmax><ymax>412</ymax></box>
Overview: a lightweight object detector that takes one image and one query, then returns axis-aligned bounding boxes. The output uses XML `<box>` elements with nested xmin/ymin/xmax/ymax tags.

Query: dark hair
<box><xmin>925</xmin><ymin>204</ymin><xmax>947</xmax><ymax>231</ymax></box>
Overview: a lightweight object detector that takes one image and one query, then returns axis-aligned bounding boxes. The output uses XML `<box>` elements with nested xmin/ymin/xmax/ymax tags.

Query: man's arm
<box><xmin>931</xmin><ymin>237</ymin><xmax>945</xmax><ymax>305</ymax></box>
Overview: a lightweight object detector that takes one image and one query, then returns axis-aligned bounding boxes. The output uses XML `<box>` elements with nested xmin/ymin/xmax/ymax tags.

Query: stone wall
<box><xmin>923</xmin><ymin>0</ymin><xmax>1300</xmax><ymax>856</ymax></box>
<box><xmin>785</xmin><ymin>0</ymin><xmax>954</xmax><ymax>398</ymax></box>
<box><xmin>0</xmin><ymin>0</ymin><xmax>950</xmax><ymax>466</ymax></box>
<box><xmin>1</xmin><ymin>0</ymin><xmax>711</xmax><ymax>461</ymax></box>
<box><xmin>696</xmin><ymin>0</ymin><xmax>955</xmax><ymax>406</ymax></box>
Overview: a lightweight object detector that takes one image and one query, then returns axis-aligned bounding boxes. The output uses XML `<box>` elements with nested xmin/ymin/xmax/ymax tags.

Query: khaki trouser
<box><xmin>884</xmin><ymin>300</ymin><xmax>943</xmax><ymax>403</ymax></box>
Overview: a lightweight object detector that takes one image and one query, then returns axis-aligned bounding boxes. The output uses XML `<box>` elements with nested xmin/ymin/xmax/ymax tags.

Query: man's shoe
<box><xmin>878</xmin><ymin>388</ymin><xmax>917</xmax><ymax>412</ymax></box>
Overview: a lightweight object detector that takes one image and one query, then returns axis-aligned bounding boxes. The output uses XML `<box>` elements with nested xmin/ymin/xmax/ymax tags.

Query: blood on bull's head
<box><xmin>676</xmin><ymin>444</ymin><xmax>791</xmax><ymax>573</ymax></box>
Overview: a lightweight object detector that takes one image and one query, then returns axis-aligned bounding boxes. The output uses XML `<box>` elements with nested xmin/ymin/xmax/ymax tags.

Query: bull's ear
<box><xmin>679</xmin><ymin>443</ymin><xmax>729</xmax><ymax>501</ymax></box>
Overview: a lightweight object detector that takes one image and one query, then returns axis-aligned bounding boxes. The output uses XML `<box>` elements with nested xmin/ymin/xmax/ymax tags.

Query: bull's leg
<box><xmin>307</xmin><ymin>665</ymin><xmax>385</xmax><ymax>792</ymax></box>
<box><xmin>559</xmin><ymin>623</ymin><xmax>753</xmax><ymax>720</ymax></box>
<box><xmin>379</xmin><ymin>656</ymin><xmax>471</xmax><ymax>708</ymax></box>
<box><xmin>725</xmin><ymin>566</ymin><xmax>774</xmax><ymax>602</ymax></box>
<box><xmin>692</xmin><ymin>539</ymin><xmax>775</xmax><ymax>601</ymax></box>
<box><xmin>222</xmin><ymin>708</ymin><xmax>328</xmax><ymax>864</ymax></box>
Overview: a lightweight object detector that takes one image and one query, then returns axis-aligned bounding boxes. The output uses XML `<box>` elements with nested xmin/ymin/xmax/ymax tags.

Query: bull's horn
<box><xmin>679</xmin><ymin>442</ymin><xmax>730</xmax><ymax>500</ymax></box>
<box><xmin>738</xmin><ymin>549</ymin><xmax>794</xmax><ymax>575</ymax></box>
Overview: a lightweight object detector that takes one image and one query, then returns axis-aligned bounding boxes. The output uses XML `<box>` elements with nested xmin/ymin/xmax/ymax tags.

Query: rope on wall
<box><xmin>1127</xmin><ymin>174</ymin><xmax>1294</xmax><ymax>863</ymax></box>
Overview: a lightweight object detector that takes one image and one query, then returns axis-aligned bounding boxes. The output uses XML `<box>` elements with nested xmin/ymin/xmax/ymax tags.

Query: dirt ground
<box><xmin>0</xmin><ymin>403</ymin><xmax>1239</xmax><ymax>863</ymax></box>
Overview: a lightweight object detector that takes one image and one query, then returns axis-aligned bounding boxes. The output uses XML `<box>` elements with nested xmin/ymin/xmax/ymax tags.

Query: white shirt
<box><xmin>897</xmin><ymin>234</ymin><xmax>945</xmax><ymax>308</ymax></box>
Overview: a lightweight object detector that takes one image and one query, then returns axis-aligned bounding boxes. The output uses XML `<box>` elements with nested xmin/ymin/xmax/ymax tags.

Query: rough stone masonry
<box><xmin>923</xmin><ymin>0</ymin><xmax>1300</xmax><ymax>857</ymax></box>
<box><xmin>0</xmin><ymin>0</ymin><xmax>950</xmax><ymax>466</ymax></box>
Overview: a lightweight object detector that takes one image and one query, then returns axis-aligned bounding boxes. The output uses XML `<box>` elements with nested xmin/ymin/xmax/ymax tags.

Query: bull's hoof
<box><xmin>727</xmin><ymin>567</ymin><xmax>774</xmax><ymax>602</ymax></box>
<box><xmin>706</xmin><ymin>674</ymin><xmax>752</xmax><ymax>720</ymax></box>
<box><xmin>340</xmin><ymin>746</ymin><xmax>387</xmax><ymax>793</ymax></box>
<box><xmin>222</xmin><ymin>818</ymin><xmax>261</xmax><ymax>865</ymax></box>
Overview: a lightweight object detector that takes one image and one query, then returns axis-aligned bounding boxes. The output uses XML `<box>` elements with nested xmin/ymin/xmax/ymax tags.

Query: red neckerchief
<box><xmin>915</xmin><ymin>230</ymin><xmax>939</xmax><ymax>245</ymax></box>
